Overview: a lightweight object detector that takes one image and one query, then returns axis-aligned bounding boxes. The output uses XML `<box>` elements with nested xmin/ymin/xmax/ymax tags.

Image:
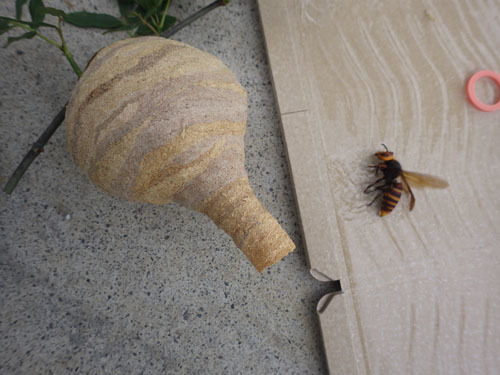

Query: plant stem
<box><xmin>57</xmin><ymin>17</ymin><xmax>82</xmax><ymax>77</ymax></box>
<box><xmin>33</xmin><ymin>30</ymin><xmax>60</xmax><ymax>48</ymax></box>
<box><xmin>152</xmin><ymin>14</ymin><xmax>160</xmax><ymax>27</ymax></box>
<box><xmin>3</xmin><ymin>104</ymin><xmax>67</xmax><ymax>195</ymax></box>
<box><xmin>133</xmin><ymin>11</ymin><xmax>159</xmax><ymax>36</ymax></box>
<box><xmin>10</xmin><ymin>19</ymin><xmax>82</xmax><ymax>77</ymax></box>
<box><xmin>63</xmin><ymin>49</ymin><xmax>82</xmax><ymax>77</ymax></box>
<box><xmin>159</xmin><ymin>0</ymin><xmax>172</xmax><ymax>29</ymax></box>
<box><xmin>11</xmin><ymin>21</ymin><xmax>61</xmax><ymax>49</ymax></box>
<box><xmin>162</xmin><ymin>0</ymin><xmax>228</xmax><ymax>38</ymax></box>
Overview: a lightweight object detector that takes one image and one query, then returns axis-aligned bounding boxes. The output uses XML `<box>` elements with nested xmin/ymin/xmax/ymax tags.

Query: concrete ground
<box><xmin>0</xmin><ymin>1</ymin><xmax>331</xmax><ymax>373</ymax></box>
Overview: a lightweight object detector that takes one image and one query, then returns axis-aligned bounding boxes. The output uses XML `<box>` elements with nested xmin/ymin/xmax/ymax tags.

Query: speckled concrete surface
<box><xmin>0</xmin><ymin>1</ymin><xmax>331</xmax><ymax>374</ymax></box>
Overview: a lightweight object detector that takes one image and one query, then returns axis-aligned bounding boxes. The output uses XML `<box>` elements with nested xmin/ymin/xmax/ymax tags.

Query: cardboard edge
<box><xmin>257</xmin><ymin>0</ymin><xmax>343</xmax><ymax>281</ymax></box>
<box><xmin>317</xmin><ymin>291</ymin><xmax>366</xmax><ymax>375</ymax></box>
<box><xmin>258</xmin><ymin>2</ymin><xmax>364</xmax><ymax>372</ymax></box>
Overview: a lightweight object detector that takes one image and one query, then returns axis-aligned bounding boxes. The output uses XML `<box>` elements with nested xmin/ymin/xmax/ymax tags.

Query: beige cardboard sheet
<box><xmin>258</xmin><ymin>0</ymin><xmax>500</xmax><ymax>373</ymax></box>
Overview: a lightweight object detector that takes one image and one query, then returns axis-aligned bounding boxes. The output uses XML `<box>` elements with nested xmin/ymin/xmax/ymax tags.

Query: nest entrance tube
<box><xmin>197</xmin><ymin>178</ymin><xmax>295</xmax><ymax>272</ymax></box>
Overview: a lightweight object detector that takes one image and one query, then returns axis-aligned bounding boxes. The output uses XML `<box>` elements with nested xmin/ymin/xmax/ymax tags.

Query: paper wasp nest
<box><xmin>65</xmin><ymin>37</ymin><xmax>295</xmax><ymax>272</ymax></box>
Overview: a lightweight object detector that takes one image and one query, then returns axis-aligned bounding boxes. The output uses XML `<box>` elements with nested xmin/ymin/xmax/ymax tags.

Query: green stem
<box><xmin>11</xmin><ymin>19</ymin><xmax>82</xmax><ymax>77</ymax></box>
<box><xmin>34</xmin><ymin>30</ymin><xmax>60</xmax><ymax>48</ymax></box>
<box><xmin>151</xmin><ymin>13</ymin><xmax>160</xmax><ymax>27</ymax></box>
<box><xmin>159</xmin><ymin>0</ymin><xmax>172</xmax><ymax>29</ymax></box>
<box><xmin>11</xmin><ymin>21</ymin><xmax>60</xmax><ymax>49</ymax></box>
<box><xmin>133</xmin><ymin>11</ymin><xmax>159</xmax><ymax>36</ymax></box>
<box><xmin>56</xmin><ymin>17</ymin><xmax>82</xmax><ymax>77</ymax></box>
<box><xmin>63</xmin><ymin>47</ymin><xmax>82</xmax><ymax>77</ymax></box>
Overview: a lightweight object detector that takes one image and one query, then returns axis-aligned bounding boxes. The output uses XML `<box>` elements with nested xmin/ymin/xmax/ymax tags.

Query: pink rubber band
<box><xmin>466</xmin><ymin>70</ymin><xmax>500</xmax><ymax>112</ymax></box>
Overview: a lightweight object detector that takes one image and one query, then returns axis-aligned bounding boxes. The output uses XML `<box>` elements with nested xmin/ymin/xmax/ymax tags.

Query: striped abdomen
<box><xmin>380</xmin><ymin>182</ymin><xmax>403</xmax><ymax>216</ymax></box>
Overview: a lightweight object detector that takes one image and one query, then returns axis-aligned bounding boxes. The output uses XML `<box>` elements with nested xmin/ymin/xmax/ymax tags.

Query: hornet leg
<box><xmin>367</xmin><ymin>185</ymin><xmax>390</xmax><ymax>206</ymax></box>
<box><xmin>367</xmin><ymin>192</ymin><xmax>382</xmax><ymax>206</ymax></box>
<box><xmin>364</xmin><ymin>177</ymin><xmax>385</xmax><ymax>194</ymax></box>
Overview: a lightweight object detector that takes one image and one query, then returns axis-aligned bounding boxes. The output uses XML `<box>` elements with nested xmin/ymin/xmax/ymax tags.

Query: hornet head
<box><xmin>375</xmin><ymin>144</ymin><xmax>394</xmax><ymax>161</ymax></box>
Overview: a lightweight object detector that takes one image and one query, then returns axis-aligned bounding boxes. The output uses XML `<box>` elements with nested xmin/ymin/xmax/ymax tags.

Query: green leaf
<box><xmin>134</xmin><ymin>6</ymin><xmax>158</xmax><ymax>21</ymax></box>
<box><xmin>0</xmin><ymin>18</ymin><xmax>13</xmax><ymax>35</ymax></box>
<box><xmin>16</xmin><ymin>0</ymin><xmax>29</xmax><ymax>20</ymax></box>
<box><xmin>102</xmin><ymin>23</ymin><xmax>137</xmax><ymax>34</ymax></box>
<box><xmin>0</xmin><ymin>15</ymin><xmax>57</xmax><ymax>29</ymax></box>
<box><xmin>29</xmin><ymin>0</ymin><xmax>45</xmax><ymax>25</ymax></box>
<box><xmin>63</xmin><ymin>12</ymin><xmax>122</xmax><ymax>29</ymax></box>
<box><xmin>123</xmin><ymin>13</ymin><xmax>141</xmax><ymax>25</ymax></box>
<box><xmin>4</xmin><ymin>31</ymin><xmax>36</xmax><ymax>48</ymax></box>
<box><xmin>134</xmin><ymin>22</ymin><xmax>155</xmax><ymax>36</ymax></box>
<box><xmin>43</xmin><ymin>7</ymin><xmax>66</xmax><ymax>18</ymax></box>
<box><xmin>117</xmin><ymin>0</ymin><xmax>136</xmax><ymax>16</ymax></box>
<box><xmin>135</xmin><ymin>0</ymin><xmax>163</xmax><ymax>12</ymax></box>
<box><xmin>159</xmin><ymin>15</ymin><xmax>176</xmax><ymax>33</ymax></box>
<box><xmin>0</xmin><ymin>17</ymin><xmax>9</xmax><ymax>28</ymax></box>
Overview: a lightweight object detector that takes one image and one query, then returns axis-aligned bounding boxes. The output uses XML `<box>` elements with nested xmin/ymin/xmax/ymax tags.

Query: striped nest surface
<box><xmin>66</xmin><ymin>36</ymin><xmax>248</xmax><ymax>208</ymax></box>
<box><xmin>65</xmin><ymin>37</ymin><xmax>295</xmax><ymax>272</ymax></box>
